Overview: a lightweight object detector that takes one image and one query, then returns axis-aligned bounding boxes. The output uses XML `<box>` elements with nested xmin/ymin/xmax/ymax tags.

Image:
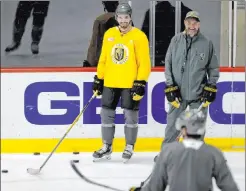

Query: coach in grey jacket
<box><xmin>163</xmin><ymin>11</ymin><xmax>219</xmax><ymax>144</ymax></box>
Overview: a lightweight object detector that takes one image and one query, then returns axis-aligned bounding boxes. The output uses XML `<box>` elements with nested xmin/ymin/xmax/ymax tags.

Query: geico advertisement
<box><xmin>20</xmin><ymin>75</ymin><xmax>245</xmax><ymax>126</ymax></box>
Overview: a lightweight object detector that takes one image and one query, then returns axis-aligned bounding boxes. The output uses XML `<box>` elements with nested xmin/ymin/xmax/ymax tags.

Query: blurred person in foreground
<box><xmin>5</xmin><ymin>1</ymin><xmax>50</xmax><ymax>55</ymax></box>
<box><xmin>130</xmin><ymin>108</ymin><xmax>239</xmax><ymax>191</ymax></box>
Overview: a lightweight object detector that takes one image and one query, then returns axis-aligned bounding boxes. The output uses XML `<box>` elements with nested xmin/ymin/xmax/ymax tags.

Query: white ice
<box><xmin>1</xmin><ymin>152</ymin><xmax>245</xmax><ymax>191</ymax></box>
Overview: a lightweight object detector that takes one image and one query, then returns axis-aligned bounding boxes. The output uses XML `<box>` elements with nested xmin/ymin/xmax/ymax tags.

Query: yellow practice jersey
<box><xmin>97</xmin><ymin>27</ymin><xmax>151</xmax><ymax>88</ymax></box>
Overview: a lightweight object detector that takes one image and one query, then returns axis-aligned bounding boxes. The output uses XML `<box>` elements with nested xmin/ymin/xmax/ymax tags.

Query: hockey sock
<box><xmin>101</xmin><ymin>125</ymin><xmax>115</xmax><ymax>145</ymax></box>
<box><xmin>124</xmin><ymin>125</ymin><xmax>138</xmax><ymax>145</ymax></box>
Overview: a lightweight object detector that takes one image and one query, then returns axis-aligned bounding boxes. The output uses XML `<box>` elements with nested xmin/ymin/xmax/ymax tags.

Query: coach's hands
<box><xmin>165</xmin><ymin>85</ymin><xmax>182</xmax><ymax>108</ymax></box>
<box><xmin>131</xmin><ymin>80</ymin><xmax>146</xmax><ymax>101</ymax></box>
<box><xmin>201</xmin><ymin>84</ymin><xmax>217</xmax><ymax>107</ymax></box>
<box><xmin>92</xmin><ymin>75</ymin><xmax>104</xmax><ymax>96</ymax></box>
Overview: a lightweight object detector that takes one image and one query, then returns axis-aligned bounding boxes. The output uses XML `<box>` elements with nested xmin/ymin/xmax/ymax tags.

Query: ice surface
<box><xmin>1</xmin><ymin>152</ymin><xmax>245</xmax><ymax>191</ymax></box>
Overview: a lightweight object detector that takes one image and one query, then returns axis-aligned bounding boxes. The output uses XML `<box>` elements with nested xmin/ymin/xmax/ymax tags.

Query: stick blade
<box><xmin>70</xmin><ymin>160</ymin><xmax>86</xmax><ymax>179</ymax></box>
<box><xmin>70</xmin><ymin>160</ymin><xmax>124</xmax><ymax>191</ymax></box>
<box><xmin>27</xmin><ymin>168</ymin><xmax>40</xmax><ymax>175</ymax></box>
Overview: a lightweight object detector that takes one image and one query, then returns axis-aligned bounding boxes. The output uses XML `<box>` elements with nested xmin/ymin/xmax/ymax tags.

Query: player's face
<box><xmin>184</xmin><ymin>18</ymin><xmax>200</xmax><ymax>37</ymax></box>
<box><xmin>116</xmin><ymin>14</ymin><xmax>131</xmax><ymax>29</ymax></box>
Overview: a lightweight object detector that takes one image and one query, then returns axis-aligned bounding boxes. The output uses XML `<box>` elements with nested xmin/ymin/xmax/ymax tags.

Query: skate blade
<box><xmin>32</xmin><ymin>53</ymin><xmax>39</xmax><ymax>57</ymax></box>
<box><xmin>93</xmin><ymin>154</ymin><xmax>111</xmax><ymax>162</ymax></box>
<box><xmin>123</xmin><ymin>158</ymin><xmax>130</xmax><ymax>163</ymax></box>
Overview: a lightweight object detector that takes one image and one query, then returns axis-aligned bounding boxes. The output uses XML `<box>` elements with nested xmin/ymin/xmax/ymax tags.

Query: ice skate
<box><xmin>5</xmin><ymin>42</ymin><xmax>21</xmax><ymax>53</ymax></box>
<box><xmin>31</xmin><ymin>42</ymin><xmax>39</xmax><ymax>55</ymax></box>
<box><xmin>92</xmin><ymin>144</ymin><xmax>112</xmax><ymax>162</ymax></box>
<box><xmin>122</xmin><ymin>144</ymin><xmax>134</xmax><ymax>163</ymax></box>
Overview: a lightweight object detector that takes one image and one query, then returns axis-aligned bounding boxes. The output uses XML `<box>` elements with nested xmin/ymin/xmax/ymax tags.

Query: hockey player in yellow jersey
<box><xmin>92</xmin><ymin>2</ymin><xmax>151</xmax><ymax>163</ymax></box>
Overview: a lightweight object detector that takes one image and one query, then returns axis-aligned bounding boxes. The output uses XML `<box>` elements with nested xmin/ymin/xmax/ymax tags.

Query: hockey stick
<box><xmin>140</xmin><ymin>102</ymin><xmax>205</xmax><ymax>187</ymax></box>
<box><xmin>70</xmin><ymin>160</ymin><xmax>125</xmax><ymax>191</ymax></box>
<box><xmin>27</xmin><ymin>91</ymin><xmax>98</xmax><ymax>175</ymax></box>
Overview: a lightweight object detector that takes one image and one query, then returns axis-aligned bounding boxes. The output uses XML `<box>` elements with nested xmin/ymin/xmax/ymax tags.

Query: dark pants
<box><xmin>12</xmin><ymin>1</ymin><xmax>50</xmax><ymax>44</ymax></box>
<box><xmin>101</xmin><ymin>87</ymin><xmax>140</xmax><ymax>111</ymax></box>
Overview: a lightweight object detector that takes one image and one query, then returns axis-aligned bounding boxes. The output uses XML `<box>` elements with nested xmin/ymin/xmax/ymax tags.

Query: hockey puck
<box><xmin>2</xmin><ymin>170</ymin><xmax>8</xmax><ymax>173</ymax></box>
<box><xmin>33</xmin><ymin>152</ymin><xmax>40</xmax><ymax>155</ymax></box>
<box><xmin>73</xmin><ymin>160</ymin><xmax>79</xmax><ymax>163</ymax></box>
<box><xmin>73</xmin><ymin>152</ymin><xmax>79</xmax><ymax>155</ymax></box>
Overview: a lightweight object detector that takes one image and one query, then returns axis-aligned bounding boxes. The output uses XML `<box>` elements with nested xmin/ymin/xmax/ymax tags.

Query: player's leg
<box><xmin>5</xmin><ymin>1</ymin><xmax>33</xmax><ymax>52</ymax></box>
<box><xmin>121</xmin><ymin>88</ymin><xmax>140</xmax><ymax>162</ymax></box>
<box><xmin>93</xmin><ymin>87</ymin><xmax>121</xmax><ymax>161</ymax></box>
<box><xmin>153</xmin><ymin>101</ymin><xmax>188</xmax><ymax>162</ymax></box>
<box><xmin>31</xmin><ymin>1</ymin><xmax>50</xmax><ymax>54</ymax></box>
<box><xmin>163</xmin><ymin>101</ymin><xmax>188</xmax><ymax>144</ymax></box>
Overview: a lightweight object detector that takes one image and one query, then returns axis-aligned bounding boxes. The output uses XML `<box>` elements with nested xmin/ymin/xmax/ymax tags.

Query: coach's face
<box><xmin>184</xmin><ymin>18</ymin><xmax>200</xmax><ymax>37</ymax></box>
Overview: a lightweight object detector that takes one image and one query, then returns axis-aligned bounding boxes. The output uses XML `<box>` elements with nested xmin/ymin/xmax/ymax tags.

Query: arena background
<box><xmin>1</xmin><ymin>0</ymin><xmax>245</xmax><ymax>67</ymax></box>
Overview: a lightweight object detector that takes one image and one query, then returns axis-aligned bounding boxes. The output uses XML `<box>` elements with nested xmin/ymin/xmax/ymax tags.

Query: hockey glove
<box><xmin>92</xmin><ymin>75</ymin><xmax>104</xmax><ymax>96</ymax></box>
<box><xmin>129</xmin><ymin>187</ymin><xmax>141</xmax><ymax>191</ymax></box>
<box><xmin>131</xmin><ymin>80</ymin><xmax>146</xmax><ymax>101</ymax></box>
<box><xmin>164</xmin><ymin>85</ymin><xmax>182</xmax><ymax>108</ymax></box>
<box><xmin>201</xmin><ymin>84</ymin><xmax>217</xmax><ymax>107</ymax></box>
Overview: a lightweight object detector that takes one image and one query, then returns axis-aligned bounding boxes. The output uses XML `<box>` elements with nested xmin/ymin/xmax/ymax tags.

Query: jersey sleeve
<box><xmin>141</xmin><ymin>146</ymin><xmax>168</xmax><ymax>191</ymax></box>
<box><xmin>134</xmin><ymin>33</ymin><xmax>151</xmax><ymax>82</ymax></box>
<box><xmin>213</xmin><ymin>149</ymin><xmax>239</xmax><ymax>191</ymax></box>
<box><xmin>96</xmin><ymin>31</ymin><xmax>109</xmax><ymax>79</ymax></box>
<box><xmin>207</xmin><ymin>40</ymin><xmax>220</xmax><ymax>85</ymax></box>
<box><xmin>164</xmin><ymin>36</ymin><xmax>175</xmax><ymax>86</ymax></box>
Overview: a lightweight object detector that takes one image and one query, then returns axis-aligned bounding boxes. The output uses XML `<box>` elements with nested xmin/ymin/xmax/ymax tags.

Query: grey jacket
<box><xmin>165</xmin><ymin>32</ymin><xmax>220</xmax><ymax>101</ymax></box>
<box><xmin>141</xmin><ymin>139</ymin><xmax>239</xmax><ymax>191</ymax></box>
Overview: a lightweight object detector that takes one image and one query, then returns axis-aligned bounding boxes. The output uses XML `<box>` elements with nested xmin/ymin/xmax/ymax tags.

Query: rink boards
<box><xmin>1</xmin><ymin>67</ymin><xmax>245</xmax><ymax>153</ymax></box>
